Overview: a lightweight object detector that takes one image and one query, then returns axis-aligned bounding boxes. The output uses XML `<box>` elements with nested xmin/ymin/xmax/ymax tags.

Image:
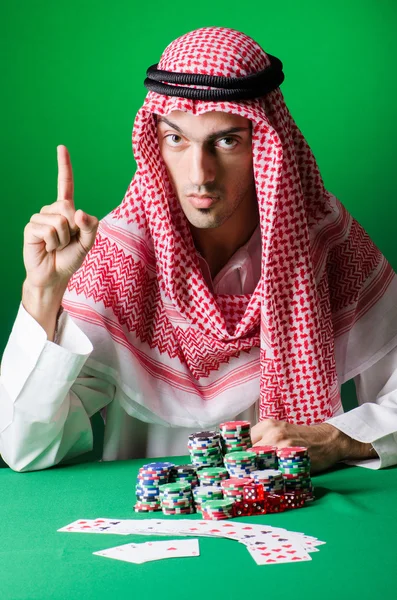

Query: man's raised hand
<box><xmin>23</xmin><ymin>145</ymin><xmax>99</xmax><ymax>291</ymax></box>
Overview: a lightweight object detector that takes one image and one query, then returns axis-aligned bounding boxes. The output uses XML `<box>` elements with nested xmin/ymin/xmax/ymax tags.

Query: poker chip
<box><xmin>134</xmin><ymin>500</ymin><xmax>162</xmax><ymax>512</ymax></box>
<box><xmin>251</xmin><ymin>469</ymin><xmax>285</xmax><ymax>493</ymax></box>
<box><xmin>188</xmin><ymin>431</ymin><xmax>224</xmax><ymax>469</ymax></box>
<box><xmin>193</xmin><ymin>485</ymin><xmax>224</xmax><ymax>508</ymax></box>
<box><xmin>218</xmin><ymin>420</ymin><xmax>252</xmax><ymax>454</ymax></box>
<box><xmin>197</xmin><ymin>467</ymin><xmax>229</xmax><ymax>487</ymax></box>
<box><xmin>159</xmin><ymin>481</ymin><xmax>195</xmax><ymax>514</ymax></box>
<box><xmin>277</xmin><ymin>447</ymin><xmax>308</xmax><ymax>458</ymax></box>
<box><xmin>224</xmin><ymin>451</ymin><xmax>256</xmax><ymax>478</ymax></box>
<box><xmin>221</xmin><ymin>477</ymin><xmax>254</xmax><ymax>502</ymax></box>
<box><xmin>134</xmin><ymin>461</ymin><xmax>175</xmax><ymax>510</ymax></box>
<box><xmin>169</xmin><ymin>464</ymin><xmax>199</xmax><ymax>487</ymax></box>
<box><xmin>162</xmin><ymin>506</ymin><xmax>196</xmax><ymax>515</ymax></box>
<box><xmin>276</xmin><ymin>447</ymin><xmax>314</xmax><ymax>501</ymax></box>
<box><xmin>247</xmin><ymin>445</ymin><xmax>278</xmax><ymax>470</ymax></box>
<box><xmin>200</xmin><ymin>499</ymin><xmax>235</xmax><ymax>520</ymax></box>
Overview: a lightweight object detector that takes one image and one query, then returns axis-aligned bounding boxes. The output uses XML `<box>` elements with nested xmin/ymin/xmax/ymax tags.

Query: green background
<box><xmin>1</xmin><ymin>1</ymin><xmax>396</xmax><ymax>417</ymax></box>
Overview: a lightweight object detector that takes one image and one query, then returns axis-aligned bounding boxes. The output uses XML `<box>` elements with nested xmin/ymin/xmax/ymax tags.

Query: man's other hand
<box><xmin>250</xmin><ymin>419</ymin><xmax>375</xmax><ymax>473</ymax></box>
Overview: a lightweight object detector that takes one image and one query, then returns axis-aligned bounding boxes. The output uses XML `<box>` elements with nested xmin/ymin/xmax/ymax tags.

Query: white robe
<box><xmin>1</xmin><ymin>225</ymin><xmax>396</xmax><ymax>471</ymax></box>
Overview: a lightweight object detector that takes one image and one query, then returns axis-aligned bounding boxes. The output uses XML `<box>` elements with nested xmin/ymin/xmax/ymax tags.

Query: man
<box><xmin>1</xmin><ymin>26</ymin><xmax>397</xmax><ymax>473</ymax></box>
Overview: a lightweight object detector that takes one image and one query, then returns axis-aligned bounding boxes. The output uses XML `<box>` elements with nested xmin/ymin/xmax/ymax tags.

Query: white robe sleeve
<box><xmin>326</xmin><ymin>344</ymin><xmax>397</xmax><ymax>470</ymax></box>
<box><xmin>0</xmin><ymin>303</ymin><xmax>115</xmax><ymax>472</ymax></box>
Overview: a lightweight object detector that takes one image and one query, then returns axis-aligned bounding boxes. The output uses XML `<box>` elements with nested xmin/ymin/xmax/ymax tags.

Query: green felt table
<box><xmin>1</xmin><ymin>457</ymin><xmax>396</xmax><ymax>600</ymax></box>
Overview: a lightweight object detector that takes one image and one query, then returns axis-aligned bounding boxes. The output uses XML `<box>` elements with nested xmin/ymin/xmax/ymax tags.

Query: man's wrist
<box><xmin>324</xmin><ymin>423</ymin><xmax>378</xmax><ymax>461</ymax></box>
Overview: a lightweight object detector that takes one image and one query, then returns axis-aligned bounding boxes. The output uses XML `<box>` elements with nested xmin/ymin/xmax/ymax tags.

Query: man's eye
<box><xmin>165</xmin><ymin>134</ymin><xmax>183</xmax><ymax>145</ymax></box>
<box><xmin>163</xmin><ymin>135</ymin><xmax>238</xmax><ymax>149</ymax></box>
<box><xmin>217</xmin><ymin>137</ymin><xmax>238</xmax><ymax>149</ymax></box>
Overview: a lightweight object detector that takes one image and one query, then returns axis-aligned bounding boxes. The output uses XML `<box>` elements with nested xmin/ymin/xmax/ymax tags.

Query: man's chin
<box><xmin>184</xmin><ymin>210</ymin><xmax>223</xmax><ymax>230</ymax></box>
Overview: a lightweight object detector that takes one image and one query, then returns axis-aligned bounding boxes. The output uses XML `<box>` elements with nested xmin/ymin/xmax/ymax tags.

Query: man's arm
<box><xmin>0</xmin><ymin>302</ymin><xmax>114</xmax><ymax>472</ymax></box>
<box><xmin>251</xmin><ymin>343</ymin><xmax>397</xmax><ymax>472</ymax></box>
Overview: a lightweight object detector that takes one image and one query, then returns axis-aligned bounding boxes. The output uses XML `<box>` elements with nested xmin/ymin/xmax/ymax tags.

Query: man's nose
<box><xmin>188</xmin><ymin>145</ymin><xmax>216</xmax><ymax>187</ymax></box>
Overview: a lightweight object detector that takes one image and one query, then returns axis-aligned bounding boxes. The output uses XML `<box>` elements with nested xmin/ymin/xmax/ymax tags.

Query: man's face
<box><xmin>156</xmin><ymin>110</ymin><xmax>256</xmax><ymax>230</ymax></box>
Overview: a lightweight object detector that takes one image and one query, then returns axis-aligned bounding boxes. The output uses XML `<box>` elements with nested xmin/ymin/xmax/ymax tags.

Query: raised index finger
<box><xmin>57</xmin><ymin>145</ymin><xmax>74</xmax><ymax>203</ymax></box>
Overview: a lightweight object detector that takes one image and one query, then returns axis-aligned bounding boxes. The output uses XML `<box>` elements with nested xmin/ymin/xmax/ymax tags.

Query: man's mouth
<box><xmin>187</xmin><ymin>195</ymin><xmax>218</xmax><ymax>209</ymax></box>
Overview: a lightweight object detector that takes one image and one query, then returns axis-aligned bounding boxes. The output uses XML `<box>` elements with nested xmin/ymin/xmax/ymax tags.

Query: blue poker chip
<box><xmin>136</xmin><ymin>479</ymin><xmax>161</xmax><ymax>486</ymax></box>
<box><xmin>143</xmin><ymin>462</ymin><xmax>175</xmax><ymax>470</ymax></box>
<box><xmin>136</xmin><ymin>488</ymin><xmax>159</xmax><ymax>497</ymax></box>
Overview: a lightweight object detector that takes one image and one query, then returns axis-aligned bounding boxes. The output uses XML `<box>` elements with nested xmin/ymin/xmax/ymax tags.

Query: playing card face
<box><xmin>246</xmin><ymin>542</ymin><xmax>312</xmax><ymax>565</ymax></box>
<box><xmin>57</xmin><ymin>519</ymin><xmax>130</xmax><ymax>535</ymax></box>
<box><xmin>93</xmin><ymin>539</ymin><xmax>200</xmax><ymax>564</ymax></box>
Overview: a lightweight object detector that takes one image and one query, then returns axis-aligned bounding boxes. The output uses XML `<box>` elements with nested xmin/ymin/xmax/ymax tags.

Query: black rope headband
<box><xmin>143</xmin><ymin>53</ymin><xmax>284</xmax><ymax>101</ymax></box>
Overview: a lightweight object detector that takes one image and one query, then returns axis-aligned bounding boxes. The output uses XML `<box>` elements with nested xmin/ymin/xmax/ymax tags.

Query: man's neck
<box><xmin>190</xmin><ymin>196</ymin><xmax>260</xmax><ymax>280</ymax></box>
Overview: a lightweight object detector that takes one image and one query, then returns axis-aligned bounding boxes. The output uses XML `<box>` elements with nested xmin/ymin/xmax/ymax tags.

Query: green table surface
<box><xmin>1</xmin><ymin>457</ymin><xmax>396</xmax><ymax>600</ymax></box>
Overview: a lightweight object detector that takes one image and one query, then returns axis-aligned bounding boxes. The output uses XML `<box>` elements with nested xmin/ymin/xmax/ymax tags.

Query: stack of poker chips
<box><xmin>134</xmin><ymin>461</ymin><xmax>175</xmax><ymax>512</ymax></box>
<box><xmin>276</xmin><ymin>447</ymin><xmax>314</xmax><ymax>501</ymax></box>
<box><xmin>247</xmin><ymin>445</ymin><xmax>278</xmax><ymax>470</ymax></box>
<box><xmin>197</xmin><ymin>467</ymin><xmax>229</xmax><ymax>487</ymax></box>
<box><xmin>169</xmin><ymin>464</ymin><xmax>199</xmax><ymax>488</ymax></box>
<box><xmin>159</xmin><ymin>482</ymin><xmax>195</xmax><ymax>515</ymax></box>
<box><xmin>193</xmin><ymin>485</ymin><xmax>224</xmax><ymax>511</ymax></box>
<box><xmin>224</xmin><ymin>451</ymin><xmax>256</xmax><ymax>478</ymax></box>
<box><xmin>200</xmin><ymin>498</ymin><xmax>235</xmax><ymax>520</ymax></box>
<box><xmin>218</xmin><ymin>420</ymin><xmax>252</xmax><ymax>453</ymax></box>
<box><xmin>251</xmin><ymin>469</ymin><xmax>285</xmax><ymax>493</ymax></box>
<box><xmin>187</xmin><ymin>431</ymin><xmax>224</xmax><ymax>469</ymax></box>
<box><xmin>221</xmin><ymin>477</ymin><xmax>254</xmax><ymax>502</ymax></box>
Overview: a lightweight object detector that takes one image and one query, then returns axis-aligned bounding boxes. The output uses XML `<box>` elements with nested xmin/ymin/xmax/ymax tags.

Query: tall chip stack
<box><xmin>187</xmin><ymin>431</ymin><xmax>224</xmax><ymax>469</ymax></box>
<box><xmin>247</xmin><ymin>445</ymin><xmax>278</xmax><ymax>469</ymax></box>
<box><xmin>224</xmin><ymin>451</ymin><xmax>257</xmax><ymax>478</ymax></box>
<box><xmin>159</xmin><ymin>482</ymin><xmax>195</xmax><ymax>515</ymax></box>
<box><xmin>218</xmin><ymin>420</ymin><xmax>252</xmax><ymax>453</ymax></box>
<box><xmin>134</xmin><ymin>461</ymin><xmax>175</xmax><ymax>513</ymax></box>
<box><xmin>276</xmin><ymin>447</ymin><xmax>315</xmax><ymax>501</ymax></box>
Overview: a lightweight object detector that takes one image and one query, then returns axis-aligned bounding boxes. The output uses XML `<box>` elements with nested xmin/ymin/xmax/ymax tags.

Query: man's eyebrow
<box><xmin>157</xmin><ymin>117</ymin><xmax>252</xmax><ymax>141</ymax></box>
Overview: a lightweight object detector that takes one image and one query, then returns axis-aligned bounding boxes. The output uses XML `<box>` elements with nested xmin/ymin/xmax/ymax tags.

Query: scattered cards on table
<box><xmin>58</xmin><ymin>518</ymin><xmax>325</xmax><ymax>565</ymax></box>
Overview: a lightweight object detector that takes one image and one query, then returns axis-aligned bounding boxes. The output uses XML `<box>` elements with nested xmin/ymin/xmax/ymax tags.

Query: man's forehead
<box><xmin>156</xmin><ymin>110</ymin><xmax>251</xmax><ymax>129</ymax></box>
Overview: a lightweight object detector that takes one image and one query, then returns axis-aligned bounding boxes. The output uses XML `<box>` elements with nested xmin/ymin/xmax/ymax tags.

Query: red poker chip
<box><xmin>221</xmin><ymin>477</ymin><xmax>254</xmax><ymax>486</ymax></box>
<box><xmin>248</xmin><ymin>445</ymin><xmax>277</xmax><ymax>452</ymax></box>
<box><xmin>202</xmin><ymin>511</ymin><xmax>232</xmax><ymax>517</ymax></box>
<box><xmin>276</xmin><ymin>447</ymin><xmax>308</xmax><ymax>455</ymax></box>
<box><xmin>219</xmin><ymin>420</ymin><xmax>250</xmax><ymax>429</ymax></box>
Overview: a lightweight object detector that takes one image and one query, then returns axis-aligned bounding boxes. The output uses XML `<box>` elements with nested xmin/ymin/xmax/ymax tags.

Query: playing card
<box><xmin>94</xmin><ymin>542</ymin><xmax>144</xmax><ymax>563</ymax></box>
<box><xmin>246</xmin><ymin>541</ymin><xmax>312</xmax><ymax>565</ymax></box>
<box><xmin>57</xmin><ymin>518</ymin><xmax>130</xmax><ymax>535</ymax></box>
<box><xmin>93</xmin><ymin>539</ymin><xmax>200</xmax><ymax>564</ymax></box>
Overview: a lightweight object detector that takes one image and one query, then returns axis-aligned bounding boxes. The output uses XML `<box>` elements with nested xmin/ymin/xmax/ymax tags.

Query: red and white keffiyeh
<box><xmin>61</xmin><ymin>27</ymin><xmax>397</xmax><ymax>427</ymax></box>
